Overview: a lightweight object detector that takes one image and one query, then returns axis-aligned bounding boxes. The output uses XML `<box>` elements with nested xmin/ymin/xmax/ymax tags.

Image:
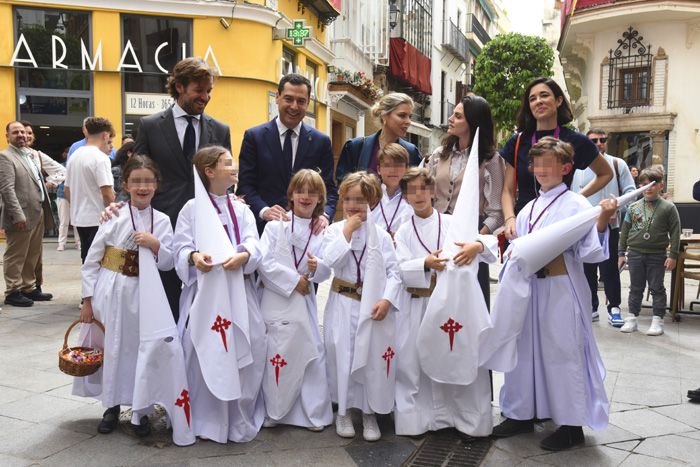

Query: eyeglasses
<box><xmin>590</xmin><ymin>137</ymin><xmax>607</xmax><ymax>143</ymax></box>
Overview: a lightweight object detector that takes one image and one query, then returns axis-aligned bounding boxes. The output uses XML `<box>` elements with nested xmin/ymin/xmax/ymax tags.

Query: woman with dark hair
<box><xmin>112</xmin><ymin>141</ymin><xmax>134</xmax><ymax>202</ymax></box>
<box><xmin>427</xmin><ymin>94</ymin><xmax>505</xmax><ymax>307</ymax></box>
<box><xmin>501</xmin><ymin>77</ymin><xmax>613</xmax><ymax>240</ymax></box>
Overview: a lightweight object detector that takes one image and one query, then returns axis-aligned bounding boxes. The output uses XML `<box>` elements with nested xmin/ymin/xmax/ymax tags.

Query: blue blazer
<box><xmin>237</xmin><ymin>118</ymin><xmax>338</xmax><ymax>231</ymax></box>
<box><xmin>335</xmin><ymin>131</ymin><xmax>422</xmax><ymax>183</ymax></box>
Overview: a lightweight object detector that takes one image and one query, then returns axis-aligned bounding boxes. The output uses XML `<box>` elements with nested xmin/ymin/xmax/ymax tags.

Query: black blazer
<box><xmin>134</xmin><ymin>106</ymin><xmax>231</xmax><ymax>225</ymax></box>
<box><xmin>237</xmin><ymin>118</ymin><xmax>338</xmax><ymax>231</ymax></box>
<box><xmin>335</xmin><ymin>131</ymin><xmax>422</xmax><ymax>183</ymax></box>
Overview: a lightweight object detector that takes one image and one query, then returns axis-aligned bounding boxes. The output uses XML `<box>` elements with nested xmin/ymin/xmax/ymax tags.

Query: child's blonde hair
<box><xmin>192</xmin><ymin>146</ymin><xmax>229</xmax><ymax>190</ymax></box>
<box><xmin>528</xmin><ymin>136</ymin><xmax>574</xmax><ymax>171</ymax></box>
<box><xmin>378</xmin><ymin>142</ymin><xmax>409</xmax><ymax>166</ymax></box>
<box><xmin>339</xmin><ymin>171</ymin><xmax>382</xmax><ymax>208</ymax></box>
<box><xmin>286</xmin><ymin>169</ymin><xmax>327</xmax><ymax>218</ymax></box>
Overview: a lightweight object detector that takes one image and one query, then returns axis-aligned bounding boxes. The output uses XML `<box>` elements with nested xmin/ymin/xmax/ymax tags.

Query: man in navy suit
<box><xmin>237</xmin><ymin>74</ymin><xmax>338</xmax><ymax>233</ymax></box>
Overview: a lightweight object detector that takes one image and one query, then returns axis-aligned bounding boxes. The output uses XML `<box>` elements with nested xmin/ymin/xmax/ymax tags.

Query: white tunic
<box><xmin>499</xmin><ymin>184</ymin><xmax>609</xmax><ymax>429</ymax></box>
<box><xmin>174</xmin><ymin>194</ymin><xmax>266</xmax><ymax>443</ymax></box>
<box><xmin>258</xmin><ymin>214</ymin><xmax>333</xmax><ymax>428</ymax></box>
<box><xmin>370</xmin><ymin>185</ymin><xmax>414</xmax><ymax>238</ymax></box>
<box><xmin>72</xmin><ymin>204</ymin><xmax>174</xmax><ymax>409</ymax></box>
<box><xmin>394</xmin><ymin>210</ymin><xmax>496</xmax><ymax>436</ymax></box>
<box><xmin>318</xmin><ymin>220</ymin><xmax>402</xmax><ymax>415</ymax></box>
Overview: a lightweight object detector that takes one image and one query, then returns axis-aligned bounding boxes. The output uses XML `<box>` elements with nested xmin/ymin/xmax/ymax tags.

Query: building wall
<box><xmin>0</xmin><ymin>0</ymin><xmax>332</xmax><ymax>157</ymax></box>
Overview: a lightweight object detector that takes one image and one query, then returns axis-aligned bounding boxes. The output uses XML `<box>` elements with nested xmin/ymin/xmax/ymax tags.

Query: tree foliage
<box><xmin>472</xmin><ymin>33</ymin><xmax>555</xmax><ymax>137</ymax></box>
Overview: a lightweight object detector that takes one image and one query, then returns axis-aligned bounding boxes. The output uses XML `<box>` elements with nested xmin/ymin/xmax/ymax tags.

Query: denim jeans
<box><xmin>626</xmin><ymin>250</ymin><xmax>667</xmax><ymax>318</ymax></box>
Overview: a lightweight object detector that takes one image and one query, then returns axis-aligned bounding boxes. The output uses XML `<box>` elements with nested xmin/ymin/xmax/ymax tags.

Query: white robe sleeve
<box><xmin>173</xmin><ymin>201</ymin><xmax>198</xmax><ymax>287</ymax></box>
<box><xmin>319</xmin><ymin>223</ymin><xmax>352</xmax><ymax>269</ymax></box>
<box><xmin>235</xmin><ymin>201</ymin><xmax>261</xmax><ymax>275</ymax></box>
<box><xmin>380</xmin><ymin>230</ymin><xmax>402</xmax><ymax>309</ymax></box>
<box><xmin>476</xmin><ymin>233</ymin><xmax>498</xmax><ymax>264</ymax></box>
<box><xmin>309</xmin><ymin>253</ymin><xmax>332</xmax><ymax>284</ymax></box>
<box><xmin>575</xmin><ymin>225</ymin><xmax>609</xmax><ymax>264</ymax></box>
<box><xmin>80</xmin><ymin>220</ymin><xmax>112</xmax><ymax>299</ymax></box>
<box><xmin>153</xmin><ymin>212</ymin><xmax>175</xmax><ymax>271</ymax></box>
<box><xmin>395</xmin><ymin>224</ymin><xmax>431</xmax><ymax>289</ymax></box>
<box><xmin>259</xmin><ymin>222</ymin><xmax>302</xmax><ymax>297</ymax></box>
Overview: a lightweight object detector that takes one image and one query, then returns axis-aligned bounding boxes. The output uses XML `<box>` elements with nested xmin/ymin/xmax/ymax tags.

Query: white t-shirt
<box><xmin>65</xmin><ymin>145</ymin><xmax>114</xmax><ymax>227</ymax></box>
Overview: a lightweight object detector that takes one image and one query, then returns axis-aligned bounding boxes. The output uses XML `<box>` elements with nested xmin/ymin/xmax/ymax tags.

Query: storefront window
<box><xmin>121</xmin><ymin>14</ymin><xmax>192</xmax><ymax>137</ymax></box>
<box><xmin>306</xmin><ymin>60</ymin><xmax>317</xmax><ymax>117</ymax></box>
<box><xmin>282</xmin><ymin>46</ymin><xmax>297</xmax><ymax>77</ymax></box>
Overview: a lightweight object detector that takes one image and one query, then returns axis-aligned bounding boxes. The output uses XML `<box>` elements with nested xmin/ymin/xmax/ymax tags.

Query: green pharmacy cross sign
<box><xmin>287</xmin><ymin>20</ymin><xmax>312</xmax><ymax>47</ymax></box>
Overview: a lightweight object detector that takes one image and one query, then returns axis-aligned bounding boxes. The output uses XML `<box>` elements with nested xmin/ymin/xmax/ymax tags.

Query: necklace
<box><xmin>208</xmin><ymin>193</ymin><xmax>241</xmax><ymax>245</ymax></box>
<box><xmin>527</xmin><ymin>186</ymin><xmax>567</xmax><ymax>233</ymax></box>
<box><xmin>291</xmin><ymin>213</ymin><xmax>313</xmax><ymax>270</ymax></box>
<box><xmin>128</xmin><ymin>201</ymin><xmax>153</xmax><ymax>233</ymax></box>
<box><xmin>379</xmin><ymin>195</ymin><xmax>403</xmax><ymax>234</ymax></box>
<box><xmin>411</xmin><ymin>213</ymin><xmax>442</xmax><ymax>255</ymax></box>
<box><xmin>642</xmin><ymin>199</ymin><xmax>658</xmax><ymax>240</ymax></box>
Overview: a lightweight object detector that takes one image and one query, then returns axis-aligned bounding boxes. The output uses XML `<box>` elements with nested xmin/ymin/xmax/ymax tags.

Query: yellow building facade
<box><xmin>0</xmin><ymin>0</ymin><xmax>337</xmax><ymax>157</ymax></box>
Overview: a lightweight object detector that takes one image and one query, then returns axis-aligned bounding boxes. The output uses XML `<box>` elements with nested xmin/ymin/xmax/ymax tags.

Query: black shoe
<box><xmin>492</xmin><ymin>418</ymin><xmax>534</xmax><ymax>438</ymax></box>
<box><xmin>98</xmin><ymin>405</ymin><xmax>120</xmax><ymax>434</ymax></box>
<box><xmin>540</xmin><ymin>425</ymin><xmax>584</xmax><ymax>451</ymax></box>
<box><xmin>688</xmin><ymin>387</ymin><xmax>700</xmax><ymax>401</ymax></box>
<box><xmin>4</xmin><ymin>291</ymin><xmax>34</xmax><ymax>307</ymax></box>
<box><xmin>22</xmin><ymin>287</ymin><xmax>53</xmax><ymax>301</ymax></box>
<box><xmin>132</xmin><ymin>415</ymin><xmax>151</xmax><ymax>437</ymax></box>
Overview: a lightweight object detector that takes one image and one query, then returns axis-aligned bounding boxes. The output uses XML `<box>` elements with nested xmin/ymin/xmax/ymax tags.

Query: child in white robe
<box><xmin>370</xmin><ymin>143</ymin><xmax>414</xmax><ymax>239</ymax></box>
<box><xmin>258</xmin><ymin>169</ymin><xmax>333</xmax><ymax>430</ymax></box>
<box><xmin>493</xmin><ymin>137</ymin><xmax>617</xmax><ymax>451</ymax></box>
<box><xmin>319</xmin><ymin>171</ymin><xmax>402</xmax><ymax>442</ymax></box>
<box><xmin>174</xmin><ymin>146</ymin><xmax>265</xmax><ymax>443</ymax></box>
<box><xmin>393</xmin><ymin>168</ymin><xmax>497</xmax><ymax>437</ymax></box>
<box><xmin>75</xmin><ymin>155</ymin><xmax>174</xmax><ymax>437</ymax></box>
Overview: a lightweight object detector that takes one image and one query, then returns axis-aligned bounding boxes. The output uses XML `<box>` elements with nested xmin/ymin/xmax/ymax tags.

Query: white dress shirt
<box><xmin>275</xmin><ymin>117</ymin><xmax>302</xmax><ymax>167</ymax></box>
<box><xmin>172</xmin><ymin>102</ymin><xmax>201</xmax><ymax>150</ymax></box>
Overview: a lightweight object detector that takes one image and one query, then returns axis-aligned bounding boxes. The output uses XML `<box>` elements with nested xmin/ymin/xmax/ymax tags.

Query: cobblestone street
<box><xmin>1</xmin><ymin>240</ymin><xmax>700</xmax><ymax>466</ymax></box>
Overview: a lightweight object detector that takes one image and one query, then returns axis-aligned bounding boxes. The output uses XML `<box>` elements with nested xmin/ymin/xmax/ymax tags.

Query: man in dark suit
<box><xmin>133</xmin><ymin>57</ymin><xmax>231</xmax><ymax>317</ymax></box>
<box><xmin>237</xmin><ymin>74</ymin><xmax>338</xmax><ymax>233</ymax></box>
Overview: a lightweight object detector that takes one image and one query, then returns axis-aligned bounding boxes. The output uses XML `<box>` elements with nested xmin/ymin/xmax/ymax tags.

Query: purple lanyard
<box><xmin>128</xmin><ymin>201</ymin><xmax>153</xmax><ymax>233</ymax></box>
<box><xmin>208</xmin><ymin>194</ymin><xmax>241</xmax><ymax>245</ymax></box>
<box><xmin>379</xmin><ymin>196</ymin><xmax>403</xmax><ymax>233</ymax></box>
<box><xmin>531</xmin><ymin>126</ymin><xmax>561</xmax><ymax>146</ymax></box>
<box><xmin>527</xmin><ymin>188</ymin><xmax>567</xmax><ymax>233</ymax></box>
<box><xmin>351</xmin><ymin>245</ymin><xmax>367</xmax><ymax>286</ymax></box>
<box><xmin>411</xmin><ymin>213</ymin><xmax>441</xmax><ymax>255</ymax></box>
<box><xmin>291</xmin><ymin>213</ymin><xmax>313</xmax><ymax>270</ymax></box>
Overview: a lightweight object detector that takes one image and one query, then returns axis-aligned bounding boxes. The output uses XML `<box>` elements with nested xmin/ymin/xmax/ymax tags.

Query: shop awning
<box><xmin>389</xmin><ymin>38</ymin><xmax>432</xmax><ymax>95</ymax></box>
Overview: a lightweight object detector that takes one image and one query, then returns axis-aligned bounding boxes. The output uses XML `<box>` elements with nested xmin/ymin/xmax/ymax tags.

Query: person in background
<box><xmin>68</xmin><ymin>117</ymin><xmax>117</xmax><ymax>161</ymax></box>
<box><xmin>629</xmin><ymin>165</ymin><xmax>639</xmax><ymax>187</ymax></box>
<box><xmin>572</xmin><ymin>128</ymin><xmax>636</xmax><ymax>325</ymax></box>
<box><xmin>112</xmin><ymin>141</ymin><xmax>135</xmax><ymax>203</ymax></box>
<box><xmin>56</xmin><ymin>147</ymin><xmax>80</xmax><ymax>251</ymax></box>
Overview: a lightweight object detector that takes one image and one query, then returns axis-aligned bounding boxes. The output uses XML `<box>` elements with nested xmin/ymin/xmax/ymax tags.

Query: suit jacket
<box><xmin>0</xmin><ymin>145</ymin><xmax>54</xmax><ymax>231</ymax></box>
<box><xmin>335</xmin><ymin>131</ymin><xmax>422</xmax><ymax>183</ymax></box>
<box><xmin>134</xmin><ymin>106</ymin><xmax>231</xmax><ymax>225</ymax></box>
<box><xmin>237</xmin><ymin>118</ymin><xmax>338</xmax><ymax>231</ymax></box>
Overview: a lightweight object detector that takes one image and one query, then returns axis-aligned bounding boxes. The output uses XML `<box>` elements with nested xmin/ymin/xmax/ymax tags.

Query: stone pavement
<box><xmin>1</xmin><ymin>239</ymin><xmax>700</xmax><ymax>466</ymax></box>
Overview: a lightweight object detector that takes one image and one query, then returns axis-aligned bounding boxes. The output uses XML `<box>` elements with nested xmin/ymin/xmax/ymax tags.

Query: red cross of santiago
<box><xmin>175</xmin><ymin>389</ymin><xmax>191</xmax><ymax>427</ymax></box>
<box><xmin>211</xmin><ymin>314</ymin><xmax>232</xmax><ymax>352</ymax></box>
<box><xmin>440</xmin><ymin>317</ymin><xmax>463</xmax><ymax>351</ymax></box>
<box><xmin>270</xmin><ymin>354</ymin><xmax>287</xmax><ymax>386</ymax></box>
<box><xmin>382</xmin><ymin>346</ymin><xmax>395</xmax><ymax>377</ymax></box>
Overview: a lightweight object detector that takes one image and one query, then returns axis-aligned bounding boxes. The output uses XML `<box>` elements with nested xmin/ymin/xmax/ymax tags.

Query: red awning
<box><xmin>389</xmin><ymin>38</ymin><xmax>432</xmax><ymax>95</ymax></box>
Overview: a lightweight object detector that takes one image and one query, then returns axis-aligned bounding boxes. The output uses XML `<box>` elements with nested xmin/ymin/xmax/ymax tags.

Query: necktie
<box><xmin>282</xmin><ymin>129</ymin><xmax>293</xmax><ymax>171</ymax></box>
<box><xmin>183</xmin><ymin>116</ymin><xmax>196</xmax><ymax>161</ymax></box>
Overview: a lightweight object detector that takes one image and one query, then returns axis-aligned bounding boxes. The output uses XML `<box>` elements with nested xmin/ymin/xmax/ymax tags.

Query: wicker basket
<box><xmin>58</xmin><ymin>319</ymin><xmax>105</xmax><ymax>377</ymax></box>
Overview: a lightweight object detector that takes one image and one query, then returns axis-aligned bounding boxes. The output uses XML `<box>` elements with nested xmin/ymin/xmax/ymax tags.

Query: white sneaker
<box><xmin>57</xmin><ymin>244</ymin><xmax>65</xmax><ymax>251</ymax></box>
<box><xmin>646</xmin><ymin>316</ymin><xmax>664</xmax><ymax>336</ymax></box>
<box><xmin>362</xmin><ymin>413</ymin><xmax>381</xmax><ymax>442</ymax></box>
<box><xmin>620</xmin><ymin>316</ymin><xmax>638</xmax><ymax>333</ymax></box>
<box><xmin>262</xmin><ymin>417</ymin><xmax>278</xmax><ymax>428</ymax></box>
<box><xmin>335</xmin><ymin>414</ymin><xmax>355</xmax><ymax>438</ymax></box>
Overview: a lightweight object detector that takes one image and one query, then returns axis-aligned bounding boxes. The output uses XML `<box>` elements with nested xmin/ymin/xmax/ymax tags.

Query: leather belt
<box><xmin>100</xmin><ymin>246</ymin><xmax>139</xmax><ymax>277</ymax></box>
<box><xmin>536</xmin><ymin>254</ymin><xmax>567</xmax><ymax>278</ymax></box>
<box><xmin>407</xmin><ymin>273</ymin><xmax>437</xmax><ymax>298</ymax></box>
<box><xmin>331</xmin><ymin>277</ymin><xmax>362</xmax><ymax>301</ymax></box>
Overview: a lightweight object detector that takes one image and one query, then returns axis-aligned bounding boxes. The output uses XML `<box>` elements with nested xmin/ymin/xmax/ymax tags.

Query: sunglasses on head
<box><xmin>590</xmin><ymin>137</ymin><xmax>607</xmax><ymax>143</ymax></box>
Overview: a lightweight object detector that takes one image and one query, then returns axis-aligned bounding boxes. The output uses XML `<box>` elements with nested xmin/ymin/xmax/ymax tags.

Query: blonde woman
<box><xmin>335</xmin><ymin>92</ymin><xmax>422</xmax><ymax>183</ymax></box>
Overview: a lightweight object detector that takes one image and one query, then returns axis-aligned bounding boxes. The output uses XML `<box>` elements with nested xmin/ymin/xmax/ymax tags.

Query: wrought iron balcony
<box><xmin>465</xmin><ymin>13</ymin><xmax>491</xmax><ymax>49</ymax></box>
<box><xmin>442</xmin><ymin>20</ymin><xmax>469</xmax><ymax>63</ymax></box>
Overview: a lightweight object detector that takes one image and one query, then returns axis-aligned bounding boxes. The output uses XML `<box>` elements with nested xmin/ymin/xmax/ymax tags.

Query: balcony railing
<box><xmin>466</xmin><ymin>13</ymin><xmax>491</xmax><ymax>48</ymax></box>
<box><xmin>441</xmin><ymin>20</ymin><xmax>469</xmax><ymax>63</ymax></box>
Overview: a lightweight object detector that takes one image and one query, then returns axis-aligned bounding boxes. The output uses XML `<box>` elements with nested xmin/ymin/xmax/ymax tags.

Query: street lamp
<box><xmin>389</xmin><ymin>0</ymin><xmax>400</xmax><ymax>31</ymax></box>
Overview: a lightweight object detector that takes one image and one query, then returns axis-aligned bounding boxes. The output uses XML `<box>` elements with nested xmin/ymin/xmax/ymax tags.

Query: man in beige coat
<box><xmin>0</xmin><ymin>121</ymin><xmax>54</xmax><ymax>307</ymax></box>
